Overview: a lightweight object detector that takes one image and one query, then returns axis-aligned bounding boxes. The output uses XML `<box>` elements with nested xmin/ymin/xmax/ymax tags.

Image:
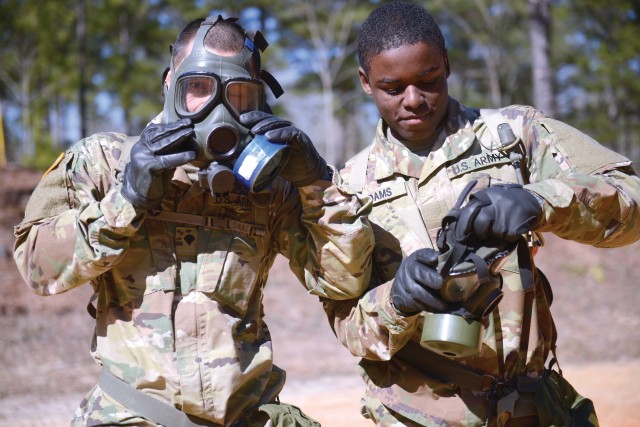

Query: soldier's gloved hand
<box><xmin>240</xmin><ymin>111</ymin><xmax>328</xmax><ymax>187</ymax></box>
<box><xmin>391</xmin><ymin>248</ymin><xmax>449</xmax><ymax>316</ymax></box>
<box><xmin>121</xmin><ymin>118</ymin><xmax>197</xmax><ymax>209</ymax></box>
<box><xmin>456</xmin><ymin>184</ymin><xmax>543</xmax><ymax>244</ymax></box>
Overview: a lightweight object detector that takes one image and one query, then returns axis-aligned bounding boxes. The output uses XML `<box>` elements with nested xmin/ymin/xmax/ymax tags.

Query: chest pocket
<box><xmin>202</xmin><ymin>231</ymin><xmax>264</xmax><ymax>314</ymax></box>
<box><xmin>97</xmin><ymin>218</ymin><xmax>175</xmax><ymax>308</ymax></box>
<box><xmin>147</xmin><ymin>205</ymin><xmax>271</xmax><ymax>315</ymax></box>
<box><xmin>368</xmin><ymin>180</ymin><xmax>437</xmax><ymax>282</ymax></box>
<box><xmin>369</xmin><ymin>181</ymin><xmax>418</xmax><ymax>238</ymax></box>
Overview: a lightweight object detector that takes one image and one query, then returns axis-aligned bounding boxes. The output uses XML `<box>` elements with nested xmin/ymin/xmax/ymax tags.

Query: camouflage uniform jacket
<box><xmin>324</xmin><ymin>97</ymin><xmax>640</xmax><ymax>426</ymax></box>
<box><xmin>13</xmin><ymin>130</ymin><xmax>373</xmax><ymax>426</ymax></box>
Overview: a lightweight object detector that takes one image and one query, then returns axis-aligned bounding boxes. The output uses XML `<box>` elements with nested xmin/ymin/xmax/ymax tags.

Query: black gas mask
<box><xmin>162</xmin><ymin>16</ymin><xmax>286</xmax><ymax>194</ymax></box>
<box><xmin>420</xmin><ymin>180</ymin><xmax>517</xmax><ymax>358</ymax></box>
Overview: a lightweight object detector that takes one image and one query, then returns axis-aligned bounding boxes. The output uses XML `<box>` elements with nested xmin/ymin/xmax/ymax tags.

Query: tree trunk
<box><xmin>20</xmin><ymin>62</ymin><xmax>34</xmax><ymax>160</ymax></box>
<box><xmin>0</xmin><ymin>100</ymin><xmax>6</xmax><ymax>167</ymax></box>
<box><xmin>77</xmin><ymin>0</ymin><xmax>88</xmax><ymax>138</ymax></box>
<box><xmin>119</xmin><ymin>12</ymin><xmax>134</xmax><ymax>135</ymax></box>
<box><xmin>528</xmin><ymin>0</ymin><xmax>556</xmax><ymax>117</ymax></box>
<box><xmin>482</xmin><ymin>45</ymin><xmax>502</xmax><ymax>107</ymax></box>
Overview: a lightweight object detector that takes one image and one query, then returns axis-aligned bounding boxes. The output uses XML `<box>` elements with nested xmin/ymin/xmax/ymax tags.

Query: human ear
<box><xmin>359</xmin><ymin>67</ymin><xmax>372</xmax><ymax>95</ymax></box>
<box><xmin>164</xmin><ymin>69</ymin><xmax>172</xmax><ymax>89</ymax></box>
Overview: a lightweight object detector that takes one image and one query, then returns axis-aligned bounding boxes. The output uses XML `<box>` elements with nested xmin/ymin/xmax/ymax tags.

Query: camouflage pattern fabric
<box><xmin>13</xmin><ymin>128</ymin><xmax>374</xmax><ymax>426</ymax></box>
<box><xmin>324</xmin><ymin>97</ymin><xmax>640</xmax><ymax>426</ymax></box>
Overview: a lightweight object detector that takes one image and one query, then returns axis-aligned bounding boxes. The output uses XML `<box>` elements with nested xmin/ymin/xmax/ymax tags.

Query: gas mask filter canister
<box><xmin>234</xmin><ymin>134</ymin><xmax>289</xmax><ymax>192</ymax></box>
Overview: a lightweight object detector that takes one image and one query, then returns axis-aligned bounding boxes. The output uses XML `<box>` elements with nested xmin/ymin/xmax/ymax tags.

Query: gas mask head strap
<box><xmin>200</xmin><ymin>15</ymin><xmax>284</xmax><ymax>99</ymax></box>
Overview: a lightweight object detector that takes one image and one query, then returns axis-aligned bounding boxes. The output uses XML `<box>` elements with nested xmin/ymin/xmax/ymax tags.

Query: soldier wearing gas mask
<box><xmin>14</xmin><ymin>15</ymin><xmax>373</xmax><ymax>427</ymax></box>
<box><xmin>123</xmin><ymin>15</ymin><xmax>329</xmax><ymax>209</ymax></box>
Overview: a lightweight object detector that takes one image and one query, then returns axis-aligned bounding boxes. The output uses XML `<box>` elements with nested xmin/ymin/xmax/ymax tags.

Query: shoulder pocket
<box><xmin>18</xmin><ymin>151</ymin><xmax>75</xmax><ymax>229</ymax></box>
<box><xmin>539</xmin><ymin>118</ymin><xmax>631</xmax><ymax>174</ymax></box>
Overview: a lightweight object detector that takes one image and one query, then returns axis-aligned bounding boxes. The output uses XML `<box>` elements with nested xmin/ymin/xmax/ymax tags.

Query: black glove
<box><xmin>121</xmin><ymin>118</ymin><xmax>197</xmax><ymax>209</ymax></box>
<box><xmin>456</xmin><ymin>184</ymin><xmax>542</xmax><ymax>244</ymax></box>
<box><xmin>240</xmin><ymin>111</ymin><xmax>328</xmax><ymax>187</ymax></box>
<box><xmin>391</xmin><ymin>248</ymin><xmax>449</xmax><ymax>316</ymax></box>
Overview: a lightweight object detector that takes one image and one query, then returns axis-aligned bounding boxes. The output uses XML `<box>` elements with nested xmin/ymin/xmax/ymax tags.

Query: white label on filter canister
<box><xmin>237</xmin><ymin>154</ymin><xmax>260</xmax><ymax>180</ymax></box>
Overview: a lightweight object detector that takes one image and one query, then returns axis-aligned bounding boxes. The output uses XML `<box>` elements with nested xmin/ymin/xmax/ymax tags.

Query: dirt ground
<box><xmin>1</xmin><ymin>166</ymin><xmax>639</xmax><ymax>427</ymax></box>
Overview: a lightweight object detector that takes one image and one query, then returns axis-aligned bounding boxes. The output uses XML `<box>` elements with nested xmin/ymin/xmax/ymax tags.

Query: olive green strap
<box><xmin>148</xmin><ymin>210</ymin><xmax>267</xmax><ymax>237</ymax></box>
<box><xmin>396</xmin><ymin>339</ymin><xmax>538</xmax><ymax>396</ymax></box>
<box><xmin>99</xmin><ymin>369</ymin><xmax>219</xmax><ymax>427</ymax></box>
<box><xmin>396</xmin><ymin>340</ymin><xmax>490</xmax><ymax>390</ymax></box>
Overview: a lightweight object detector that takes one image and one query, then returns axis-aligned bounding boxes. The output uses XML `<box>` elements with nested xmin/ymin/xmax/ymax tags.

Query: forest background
<box><xmin>0</xmin><ymin>0</ymin><xmax>639</xmax><ymax>169</ymax></box>
<box><xmin>1</xmin><ymin>1</ymin><xmax>640</xmax><ymax>426</ymax></box>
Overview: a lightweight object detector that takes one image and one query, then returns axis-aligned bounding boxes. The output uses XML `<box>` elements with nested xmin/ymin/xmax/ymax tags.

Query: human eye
<box><xmin>380</xmin><ymin>84</ymin><xmax>403</xmax><ymax>96</ymax></box>
<box><xmin>417</xmin><ymin>72</ymin><xmax>445</xmax><ymax>90</ymax></box>
<box><xmin>188</xmin><ymin>78</ymin><xmax>211</xmax><ymax>96</ymax></box>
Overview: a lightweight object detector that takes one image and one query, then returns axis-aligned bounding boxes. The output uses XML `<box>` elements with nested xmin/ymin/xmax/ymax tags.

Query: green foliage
<box><xmin>553</xmin><ymin>0</ymin><xmax>640</xmax><ymax>162</ymax></box>
<box><xmin>427</xmin><ymin>0</ymin><xmax>531</xmax><ymax>107</ymax></box>
<box><xmin>0</xmin><ymin>0</ymin><xmax>638</xmax><ymax>164</ymax></box>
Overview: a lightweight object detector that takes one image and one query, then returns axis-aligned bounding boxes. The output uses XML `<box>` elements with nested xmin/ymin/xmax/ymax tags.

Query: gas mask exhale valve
<box><xmin>161</xmin><ymin>15</ymin><xmax>286</xmax><ymax>195</ymax></box>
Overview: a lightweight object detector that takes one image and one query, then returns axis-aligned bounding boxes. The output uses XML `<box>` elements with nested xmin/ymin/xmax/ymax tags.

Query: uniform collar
<box><xmin>369</xmin><ymin>97</ymin><xmax>478</xmax><ymax>184</ymax></box>
<box><xmin>370</xmin><ymin>121</ymin><xmax>425</xmax><ymax>181</ymax></box>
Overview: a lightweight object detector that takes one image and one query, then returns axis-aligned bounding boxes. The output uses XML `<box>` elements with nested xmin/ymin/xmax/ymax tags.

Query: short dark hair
<box><xmin>171</xmin><ymin>17</ymin><xmax>247</xmax><ymax>68</ymax></box>
<box><xmin>172</xmin><ymin>18</ymin><xmax>203</xmax><ymax>68</ymax></box>
<box><xmin>358</xmin><ymin>1</ymin><xmax>446</xmax><ymax>75</ymax></box>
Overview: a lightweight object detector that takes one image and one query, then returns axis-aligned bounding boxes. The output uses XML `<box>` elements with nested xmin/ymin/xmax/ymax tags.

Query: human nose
<box><xmin>403</xmin><ymin>85</ymin><xmax>425</xmax><ymax>109</ymax></box>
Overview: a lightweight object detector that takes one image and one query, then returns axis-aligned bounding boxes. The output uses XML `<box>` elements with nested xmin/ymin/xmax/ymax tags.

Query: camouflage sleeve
<box><xmin>518</xmin><ymin>110</ymin><xmax>640</xmax><ymax>248</ymax></box>
<box><xmin>322</xmin><ymin>281</ymin><xmax>420</xmax><ymax>360</ymax></box>
<box><xmin>13</xmin><ymin>133</ymin><xmax>144</xmax><ymax>295</ymax></box>
<box><xmin>273</xmin><ymin>167</ymin><xmax>375</xmax><ymax>300</ymax></box>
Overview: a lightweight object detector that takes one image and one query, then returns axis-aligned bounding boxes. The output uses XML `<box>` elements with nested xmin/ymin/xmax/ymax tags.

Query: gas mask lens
<box><xmin>177</xmin><ymin>75</ymin><xmax>216</xmax><ymax>115</ymax></box>
<box><xmin>225</xmin><ymin>80</ymin><xmax>265</xmax><ymax>118</ymax></box>
<box><xmin>175</xmin><ymin>73</ymin><xmax>265</xmax><ymax>122</ymax></box>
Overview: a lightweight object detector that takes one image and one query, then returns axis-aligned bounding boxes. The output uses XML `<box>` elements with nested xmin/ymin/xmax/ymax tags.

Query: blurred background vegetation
<box><xmin>0</xmin><ymin>0</ymin><xmax>638</xmax><ymax>170</ymax></box>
